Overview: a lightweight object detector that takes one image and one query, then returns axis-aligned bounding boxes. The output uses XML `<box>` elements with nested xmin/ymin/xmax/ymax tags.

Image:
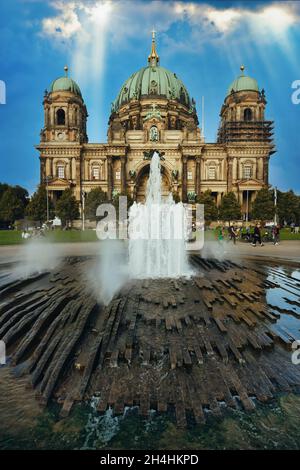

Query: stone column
<box><xmin>217</xmin><ymin>192</ymin><xmax>222</xmax><ymax>207</ymax></box>
<box><xmin>239</xmin><ymin>191</ymin><xmax>243</xmax><ymax>206</ymax></box>
<box><xmin>45</xmin><ymin>157</ymin><xmax>51</xmax><ymax>177</ymax></box>
<box><xmin>51</xmin><ymin>107</ymin><xmax>55</xmax><ymax>126</ymax></box>
<box><xmin>40</xmin><ymin>159</ymin><xmax>45</xmax><ymax>184</ymax></box>
<box><xmin>236</xmin><ymin>157</ymin><xmax>240</xmax><ymax>180</ymax></box>
<box><xmin>227</xmin><ymin>157</ymin><xmax>233</xmax><ymax>192</ymax></box>
<box><xmin>66</xmin><ymin>160</ymin><xmax>70</xmax><ymax>180</ymax></box>
<box><xmin>121</xmin><ymin>156</ymin><xmax>127</xmax><ymax>194</ymax></box>
<box><xmin>182</xmin><ymin>156</ymin><xmax>188</xmax><ymax>202</ymax></box>
<box><xmin>72</xmin><ymin>158</ymin><xmax>76</xmax><ymax>181</ymax></box>
<box><xmin>107</xmin><ymin>156</ymin><xmax>113</xmax><ymax>200</ymax></box>
<box><xmin>75</xmin><ymin>156</ymin><xmax>81</xmax><ymax>202</ymax></box>
<box><xmin>69</xmin><ymin>106</ymin><xmax>74</xmax><ymax>126</ymax></box>
<box><xmin>44</xmin><ymin>108</ymin><xmax>48</xmax><ymax>127</ymax></box>
<box><xmin>195</xmin><ymin>157</ymin><xmax>201</xmax><ymax>196</ymax></box>
<box><xmin>263</xmin><ymin>156</ymin><xmax>269</xmax><ymax>186</ymax></box>
<box><xmin>65</xmin><ymin>106</ymin><xmax>69</xmax><ymax>127</ymax></box>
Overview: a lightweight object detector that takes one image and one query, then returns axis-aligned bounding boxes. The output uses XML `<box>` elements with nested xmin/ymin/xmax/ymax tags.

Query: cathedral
<box><xmin>37</xmin><ymin>33</ymin><xmax>275</xmax><ymax>218</ymax></box>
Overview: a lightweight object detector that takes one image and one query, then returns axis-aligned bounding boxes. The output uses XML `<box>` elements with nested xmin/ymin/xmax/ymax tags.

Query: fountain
<box><xmin>128</xmin><ymin>151</ymin><xmax>191</xmax><ymax>278</ymax></box>
<box><xmin>1</xmin><ymin>153</ymin><xmax>300</xmax><ymax>433</ymax></box>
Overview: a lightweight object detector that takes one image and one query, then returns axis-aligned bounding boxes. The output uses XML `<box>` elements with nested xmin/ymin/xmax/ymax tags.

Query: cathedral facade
<box><xmin>37</xmin><ymin>34</ymin><xmax>275</xmax><ymax>218</ymax></box>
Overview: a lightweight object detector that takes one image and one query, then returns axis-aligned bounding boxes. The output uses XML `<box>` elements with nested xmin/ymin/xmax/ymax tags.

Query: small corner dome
<box><xmin>227</xmin><ymin>67</ymin><xmax>259</xmax><ymax>96</ymax></box>
<box><xmin>49</xmin><ymin>68</ymin><xmax>82</xmax><ymax>97</ymax></box>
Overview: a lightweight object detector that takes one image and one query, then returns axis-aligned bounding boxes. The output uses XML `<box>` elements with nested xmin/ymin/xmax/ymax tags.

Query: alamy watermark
<box><xmin>95</xmin><ymin>197</ymin><xmax>205</xmax><ymax>251</ymax></box>
<box><xmin>0</xmin><ymin>340</ymin><xmax>6</xmax><ymax>365</ymax></box>
<box><xmin>0</xmin><ymin>80</ymin><xmax>6</xmax><ymax>105</ymax></box>
<box><xmin>291</xmin><ymin>340</ymin><xmax>300</xmax><ymax>365</ymax></box>
<box><xmin>291</xmin><ymin>80</ymin><xmax>300</xmax><ymax>104</ymax></box>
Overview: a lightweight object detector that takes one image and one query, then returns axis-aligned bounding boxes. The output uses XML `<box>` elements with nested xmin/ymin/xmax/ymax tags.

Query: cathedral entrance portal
<box><xmin>135</xmin><ymin>164</ymin><xmax>171</xmax><ymax>203</ymax></box>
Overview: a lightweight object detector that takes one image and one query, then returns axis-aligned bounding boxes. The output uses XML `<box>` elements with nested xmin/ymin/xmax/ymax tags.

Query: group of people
<box><xmin>215</xmin><ymin>224</ymin><xmax>280</xmax><ymax>247</ymax></box>
<box><xmin>252</xmin><ymin>224</ymin><xmax>280</xmax><ymax>247</ymax></box>
<box><xmin>290</xmin><ymin>223</ymin><xmax>300</xmax><ymax>234</ymax></box>
<box><xmin>21</xmin><ymin>228</ymin><xmax>45</xmax><ymax>240</ymax></box>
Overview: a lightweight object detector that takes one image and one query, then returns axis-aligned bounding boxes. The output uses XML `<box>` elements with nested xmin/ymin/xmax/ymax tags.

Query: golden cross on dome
<box><xmin>148</xmin><ymin>28</ymin><xmax>159</xmax><ymax>66</ymax></box>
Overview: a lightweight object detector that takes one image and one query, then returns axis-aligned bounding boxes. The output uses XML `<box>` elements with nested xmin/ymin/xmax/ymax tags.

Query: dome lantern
<box><xmin>227</xmin><ymin>66</ymin><xmax>259</xmax><ymax>96</ymax></box>
<box><xmin>49</xmin><ymin>66</ymin><xmax>82</xmax><ymax>98</ymax></box>
<box><xmin>148</xmin><ymin>29</ymin><xmax>159</xmax><ymax>67</ymax></box>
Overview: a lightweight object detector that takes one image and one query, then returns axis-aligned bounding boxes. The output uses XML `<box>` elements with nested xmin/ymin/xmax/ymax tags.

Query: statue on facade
<box><xmin>169</xmin><ymin>115</ymin><xmax>177</xmax><ymax>129</ymax></box>
<box><xmin>143</xmin><ymin>104</ymin><xmax>162</xmax><ymax>122</ymax></box>
<box><xmin>149</xmin><ymin>125</ymin><xmax>159</xmax><ymax>141</ymax></box>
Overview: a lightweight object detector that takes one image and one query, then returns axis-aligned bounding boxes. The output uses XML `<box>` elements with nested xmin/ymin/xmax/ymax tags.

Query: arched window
<box><xmin>56</xmin><ymin>108</ymin><xmax>65</xmax><ymax>125</ymax></box>
<box><xmin>92</xmin><ymin>166</ymin><xmax>100</xmax><ymax>180</ymax></box>
<box><xmin>57</xmin><ymin>165</ymin><xmax>65</xmax><ymax>179</ymax></box>
<box><xmin>243</xmin><ymin>165</ymin><xmax>252</xmax><ymax>179</ymax></box>
<box><xmin>244</xmin><ymin>108</ymin><xmax>252</xmax><ymax>121</ymax></box>
<box><xmin>208</xmin><ymin>166</ymin><xmax>216</xmax><ymax>180</ymax></box>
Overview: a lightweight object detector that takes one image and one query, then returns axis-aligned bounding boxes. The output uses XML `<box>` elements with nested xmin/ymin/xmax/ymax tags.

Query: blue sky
<box><xmin>0</xmin><ymin>0</ymin><xmax>300</xmax><ymax>194</ymax></box>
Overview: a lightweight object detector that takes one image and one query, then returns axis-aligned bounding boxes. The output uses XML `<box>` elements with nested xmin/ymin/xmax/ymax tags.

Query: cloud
<box><xmin>40</xmin><ymin>1</ymin><xmax>300</xmax><ymax>50</ymax></box>
<box><xmin>41</xmin><ymin>1</ymin><xmax>82</xmax><ymax>39</ymax></box>
<box><xmin>39</xmin><ymin>0</ymin><xmax>300</xmax><ymax>139</ymax></box>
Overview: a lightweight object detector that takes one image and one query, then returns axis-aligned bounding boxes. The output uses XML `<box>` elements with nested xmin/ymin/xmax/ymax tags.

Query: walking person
<box><xmin>229</xmin><ymin>225</ymin><xmax>237</xmax><ymax>245</ymax></box>
<box><xmin>273</xmin><ymin>225</ymin><xmax>280</xmax><ymax>245</ymax></box>
<box><xmin>246</xmin><ymin>226</ymin><xmax>251</xmax><ymax>242</ymax></box>
<box><xmin>252</xmin><ymin>224</ymin><xmax>263</xmax><ymax>247</ymax></box>
<box><xmin>217</xmin><ymin>226</ymin><xmax>224</xmax><ymax>243</ymax></box>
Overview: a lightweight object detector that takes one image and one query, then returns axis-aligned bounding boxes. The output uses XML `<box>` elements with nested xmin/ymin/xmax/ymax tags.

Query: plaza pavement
<box><xmin>0</xmin><ymin>240</ymin><xmax>299</xmax><ymax>266</ymax></box>
<box><xmin>200</xmin><ymin>239</ymin><xmax>300</xmax><ymax>265</ymax></box>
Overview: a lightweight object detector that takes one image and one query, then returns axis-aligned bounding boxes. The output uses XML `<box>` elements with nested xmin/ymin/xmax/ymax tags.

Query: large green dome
<box><xmin>227</xmin><ymin>68</ymin><xmax>259</xmax><ymax>96</ymax></box>
<box><xmin>49</xmin><ymin>68</ymin><xmax>82</xmax><ymax>97</ymax></box>
<box><xmin>113</xmin><ymin>65</ymin><xmax>191</xmax><ymax>112</ymax></box>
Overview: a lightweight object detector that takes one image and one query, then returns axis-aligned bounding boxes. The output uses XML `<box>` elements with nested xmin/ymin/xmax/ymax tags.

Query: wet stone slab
<box><xmin>0</xmin><ymin>255</ymin><xmax>300</xmax><ymax>428</ymax></box>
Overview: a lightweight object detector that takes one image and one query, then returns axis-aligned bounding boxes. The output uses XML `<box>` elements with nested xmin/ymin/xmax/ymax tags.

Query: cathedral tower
<box><xmin>218</xmin><ymin>66</ymin><xmax>274</xmax><ymax>153</ymax></box>
<box><xmin>38</xmin><ymin>66</ymin><xmax>88</xmax><ymax>204</ymax></box>
<box><xmin>41</xmin><ymin>66</ymin><xmax>88</xmax><ymax>145</ymax></box>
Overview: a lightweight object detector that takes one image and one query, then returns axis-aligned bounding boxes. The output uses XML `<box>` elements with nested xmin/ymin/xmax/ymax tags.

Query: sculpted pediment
<box><xmin>48</xmin><ymin>178</ymin><xmax>70</xmax><ymax>187</ymax></box>
<box><xmin>238</xmin><ymin>178</ymin><xmax>262</xmax><ymax>186</ymax></box>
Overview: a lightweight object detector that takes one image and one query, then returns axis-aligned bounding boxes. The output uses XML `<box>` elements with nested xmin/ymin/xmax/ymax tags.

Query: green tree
<box><xmin>277</xmin><ymin>190</ymin><xmax>300</xmax><ymax>225</ymax></box>
<box><xmin>0</xmin><ymin>187</ymin><xmax>27</xmax><ymax>226</ymax></box>
<box><xmin>26</xmin><ymin>185</ymin><xmax>54</xmax><ymax>223</ymax></box>
<box><xmin>13</xmin><ymin>185</ymin><xmax>29</xmax><ymax>208</ymax></box>
<box><xmin>251</xmin><ymin>188</ymin><xmax>275</xmax><ymax>222</ymax></box>
<box><xmin>218</xmin><ymin>192</ymin><xmax>241</xmax><ymax>223</ymax></box>
<box><xmin>197</xmin><ymin>190</ymin><xmax>218</xmax><ymax>227</ymax></box>
<box><xmin>0</xmin><ymin>183</ymin><xmax>9</xmax><ymax>200</ymax></box>
<box><xmin>111</xmin><ymin>191</ymin><xmax>134</xmax><ymax>213</ymax></box>
<box><xmin>85</xmin><ymin>187</ymin><xmax>107</xmax><ymax>220</ymax></box>
<box><xmin>55</xmin><ymin>189</ymin><xmax>79</xmax><ymax>227</ymax></box>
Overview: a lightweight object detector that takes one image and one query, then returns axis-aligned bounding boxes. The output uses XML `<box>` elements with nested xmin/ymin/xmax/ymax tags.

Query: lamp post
<box><xmin>44</xmin><ymin>176</ymin><xmax>52</xmax><ymax>223</ymax></box>
<box><xmin>245</xmin><ymin>176</ymin><xmax>250</xmax><ymax>223</ymax></box>
<box><xmin>274</xmin><ymin>186</ymin><xmax>278</xmax><ymax>226</ymax></box>
<box><xmin>81</xmin><ymin>190</ymin><xmax>86</xmax><ymax>231</ymax></box>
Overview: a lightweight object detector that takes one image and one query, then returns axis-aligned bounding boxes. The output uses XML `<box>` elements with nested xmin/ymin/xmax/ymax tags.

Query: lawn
<box><xmin>0</xmin><ymin>229</ymin><xmax>99</xmax><ymax>245</ymax></box>
<box><xmin>0</xmin><ymin>227</ymin><xmax>299</xmax><ymax>246</ymax></box>
<box><xmin>280</xmin><ymin>228</ymin><xmax>300</xmax><ymax>240</ymax></box>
